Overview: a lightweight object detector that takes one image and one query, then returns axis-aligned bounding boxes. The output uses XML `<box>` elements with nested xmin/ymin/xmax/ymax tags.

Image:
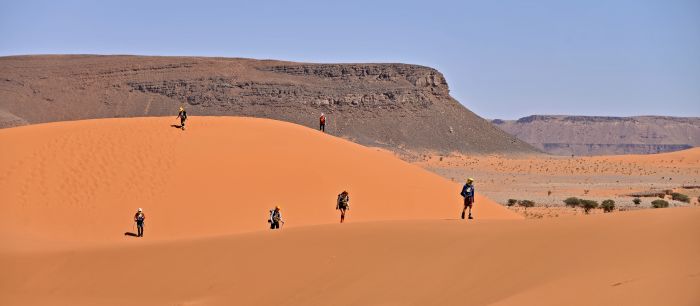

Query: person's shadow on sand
<box><xmin>124</xmin><ymin>232</ymin><xmax>138</xmax><ymax>237</ymax></box>
<box><xmin>170</xmin><ymin>124</ymin><xmax>183</xmax><ymax>129</ymax></box>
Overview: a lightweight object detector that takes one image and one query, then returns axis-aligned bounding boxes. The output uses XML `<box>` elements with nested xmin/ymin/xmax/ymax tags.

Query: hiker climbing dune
<box><xmin>134</xmin><ymin>208</ymin><xmax>146</xmax><ymax>237</ymax></box>
<box><xmin>268</xmin><ymin>206</ymin><xmax>284</xmax><ymax>230</ymax></box>
<box><xmin>336</xmin><ymin>190</ymin><xmax>350</xmax><ymax>223</ymax></box>
<box><xmin>460</xmin><ymin>178</ymin><xmax>475</xmax><ymax>220</ymax></box>
<box><xmin>319</xmin><ymin>113</ymin><xmax>326</xmax><ymax>132</ymax></box>
<box><xmin>176</xmin><ymin>106</ymin><xmax>187</xmax><ymax>130</ymax></box>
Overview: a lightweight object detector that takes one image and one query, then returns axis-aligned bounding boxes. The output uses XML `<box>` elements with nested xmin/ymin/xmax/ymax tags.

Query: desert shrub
<box><xmin>563</xmin><ymin>197</ymin><xmax>581</xmax><ymax>208</ymax></box>
<box><xmin>670</xmin><ymin>192</ymin><xmax>690</xmax><ymax>203</ymax></box>
<box><xmin>580</xmin><ymin>199</ymin><xmax>599</xmax><ymax>214</ymax></box>
<box><xmin>518</xmin><ymin>200</ymin><xmax>535</xmax><ymax>209</ymax></box>
<box><xmin>633</xmin><ymin>198</ymin><xmax>641</xmax><ymax>205</ymax></box>
<box><xmin>601</xmin><ymin>199</ymin><xmax>615</xmax><ymax>213</ymax></box>
<box><xmin>507</xmin><ymin>199</ymin><xmax>518</xmax><ymax>207</ymax></box>
<box><xmin>651</xmin><ymin>199</ymin><xmax>669</xmax><ymax>208</ymax></box>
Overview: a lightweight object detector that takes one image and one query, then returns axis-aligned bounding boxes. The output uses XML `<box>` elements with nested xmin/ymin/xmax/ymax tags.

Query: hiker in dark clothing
<box><xmin>268</xmin><ymin>206</ymin><xmax>284</xmax><ymax>230</ymax></box>
<box><xmin>176</xmin><ymin>106</ymin><xmax>187</xmax><ymax>130</ymax></box>
<box><xmin>460</xmin><ymin>178</ymin><xmax>475</xmax><ymax>220</ymax></box>
<box><xmin>134</xmin><ymin>208</ymin><xmax>145</xmax><ymax>237</ymax></box>
<box><xmin>336</xmin><ymin>191</ymin><xmax>350</xmax><ymax>223</ymax></box>
<box><xmin>319</xmin><ymin>113</ymin><xmax>326</xmax><ymax>132</ymax></box>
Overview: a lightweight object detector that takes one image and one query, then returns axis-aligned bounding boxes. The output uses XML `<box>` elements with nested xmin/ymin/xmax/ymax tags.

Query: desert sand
<box><xmin>0</xmin><ymin>117</ymin><xmax>516</xmax><ymax>249</ymax></box>
<box><xmin>1</xmin><ymin>117</ymin><xmax>698</xmax><ymax>305</ymax></box>
<box><xmin>418</xmin><ymin>148</ymin><xmax>700</xmax><ymax>217</ymax></box>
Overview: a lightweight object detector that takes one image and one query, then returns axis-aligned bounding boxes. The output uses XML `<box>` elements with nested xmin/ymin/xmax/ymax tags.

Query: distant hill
<box><xmin>0</xmin><ymin>55</ymin><xmax>537</xmax><ymax>154</ymax></box>
<box><xmin>492</xmin><ymin>115</ymin><xmax>700</xmax><ymax>155</ymax></box>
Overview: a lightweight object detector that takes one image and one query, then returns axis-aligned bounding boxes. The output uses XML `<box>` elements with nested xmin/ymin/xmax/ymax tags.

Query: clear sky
<box><xmin>1</xmin><ymin>0</ymin><xmax>698</xmax><ymax>119</ymax></box>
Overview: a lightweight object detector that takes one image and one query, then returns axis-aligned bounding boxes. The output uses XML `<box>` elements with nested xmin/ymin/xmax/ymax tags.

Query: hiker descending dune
<box><xmin>319</xmin><ymin>113</ymin><xmax>326</xmax><ymax>132</ymax></box>
<box><xmin>268</xmin><ymin>206</ymin><xmax>284</xmax><ymax>230</ymax></box>
<box><xmin>336</xmin><ymin>191</ymin><xmax>350</xmax><ymax>223</ymax></box>
<box><xmin>176</xmin><ymin>106</ymin><xmax>187</xmax><ymax>130</ymax></box>
<box><xmin>134</xmin><ymin>208</ymin><xmax>146</xmax><ymax>237</ymax></box>
<box><xmin>460</xmin><ymin>178</ymin><xmax>475</xmax><ymax>220</ymax></box>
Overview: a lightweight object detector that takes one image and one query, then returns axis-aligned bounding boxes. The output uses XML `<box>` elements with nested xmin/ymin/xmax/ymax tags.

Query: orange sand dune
<box><xmin>1</xmin><ymin>207</ymin><xmax>698</xmax><ymax>306</ymax></box>
<box><xmin>0</xmin><ymin>117</ymin><xmax>517</xmax><ymax>248</ymax></box>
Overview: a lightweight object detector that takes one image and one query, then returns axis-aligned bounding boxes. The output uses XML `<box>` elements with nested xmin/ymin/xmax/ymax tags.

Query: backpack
<box><xmin>320</xmin><ymin>116</ymin><xmax>326</xmax><ymax>124</ymax></box>
<box><xmin>270</xmin><ymin>210</ymin><xmax>281</xmax><ymax>222</ymax></box>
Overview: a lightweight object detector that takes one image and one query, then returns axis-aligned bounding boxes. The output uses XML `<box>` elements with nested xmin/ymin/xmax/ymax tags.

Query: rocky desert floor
<box><xmin>416</xmin><ymin>149</ymin><xmax>700</xmax><ymax>218</ymax></box>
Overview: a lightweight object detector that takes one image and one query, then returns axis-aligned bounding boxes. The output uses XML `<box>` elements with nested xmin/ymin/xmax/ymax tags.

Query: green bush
<box><xmin>651</xmin><ymin>199</ymin><xmax>669</xmax><ymax>208</ymax></box>
<box><xmin>507</xmin><ymin>199</ymin><xmax>518</xmax><ymax>207</ymax></box>
<box><xmin>563</xmin><ymin>197</ymin><xmax>581</xmax><ymax>208</ymax></box>
<box><xmin>670</xmin><ymin>192</ymin><xmax>690</xmax><ymax>203</ymax></box>
<box><xmin>633</xmin><ymin>198</ymin><xmax>641</xmax><ymax>205</ymax></box>
<box><xmin>601</xmin><ymin>199</ymin><xmax>615</xmax><ymax>213</ymax></box>
<box><xmin>518</xmin><ymin>200</ymin><xmax>535</xmax><ymax>209</ymax></box>
<box><xmin>580</xmin><ymin>199</ymin><xmax>599</xmax><ymax>214</ymax></box>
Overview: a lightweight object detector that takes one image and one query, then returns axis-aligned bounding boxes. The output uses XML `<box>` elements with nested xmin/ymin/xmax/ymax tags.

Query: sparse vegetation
<box><xmin>507</xmin><ymin>199</ymin><xmax>517</xmax><ymax>207</ymax></box>
<box><xmin>580</xmin><ymin>199</ymin><xmax>598</xmax><ymax>214</ymax></box>
<box><xmin>518</xmin><ymin>200</ymin><xmax>535</xmax><ymax>209</ymax></box>
<box><xmin>670</xmin><ymin>192</ymin><xmax>690</xmax><ymax>203</ymax></box>
<box><xmin>563</xmin><ymin>197</ymin><xmax>581</xmax><ymax>208</ymax></box>
<box><xmin>633</xmin><ymin>198</ymin><xmax>641</xmax><ymax>205</ymax></box>
<box><xmin>651</xmin><ymin>199</ymin><xmax>669</xmax><ymax>208</ymax></box>
<box><xmin>601</xmin><ymin>199</ymin><xmax>615</xmax><ymax>213</ymax></box>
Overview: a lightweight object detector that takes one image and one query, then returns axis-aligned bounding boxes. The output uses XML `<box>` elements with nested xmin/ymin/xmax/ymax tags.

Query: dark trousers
<box><xmin>137</xmin><ymin>222</ymin><xmax>144</xmax><ymax>237</ymax></box>
<box><xmin>180</xmin><ymin>118</ymin><xmax>186</xmax><ymax>129</ymax></box>
<box><xmin>319</xmin><ymin>123</ymin><xmax>325</xmax><ymax>132</ymax></box>
<box><xmin>270</xmin><ymin>221</ymin><xmax>280</xmax><ymax>230</ymax></box>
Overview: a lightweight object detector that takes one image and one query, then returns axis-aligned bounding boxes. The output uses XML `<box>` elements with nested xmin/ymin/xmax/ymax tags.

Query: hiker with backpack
<box><xmin>268</xmin><ymin>206</ymin><xmax>284</xmax><ymax>230</ymax></box>
<box><xmin>336</xmin><ymin>191</ymin><xmax>350</xmax><ymax>223</ymax></box>
<box><xmin>134</xmin><ymin>208</ymin><xmax>146</xmax><ymax>237</ymax></box>
<box><xmin>319</xmin><ymin>113</ymin><xmax>326</xmax><ymax>132</ymax></box>
<box><xmin>176</xmin><ymin>106</ymin><xmax>187</xmax><ymax>130</ymax></box>
<box><xmin>460</xmin><ymin>178</ymin><xmax>475</xmax><ymax>220</ymax></box>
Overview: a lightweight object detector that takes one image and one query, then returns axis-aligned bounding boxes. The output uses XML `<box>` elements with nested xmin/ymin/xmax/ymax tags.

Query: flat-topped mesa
<box><xmin>259</xmin><ymin>63</ymin><xmax>449</xmax><ymax>91</ymax></box>
<box><xmin>0</xmin><ymin>55</ymin><xmax>537</xmax><ymax>154</ymax></box>
<box><xmin>494</xmin><ymin>115</ymin><xmax>700</xmax><ymax>155</ymax></box>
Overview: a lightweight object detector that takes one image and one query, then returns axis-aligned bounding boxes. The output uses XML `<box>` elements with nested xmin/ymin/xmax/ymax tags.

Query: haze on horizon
<box><xmin>1</xmin><ymin>0</ymin><xmax>698</xmax><ymax>119</ymax></box>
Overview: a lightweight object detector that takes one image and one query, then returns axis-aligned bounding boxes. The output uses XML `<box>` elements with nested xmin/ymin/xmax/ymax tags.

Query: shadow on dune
<box><xmin>170</xmin><ymin>124</ymin><xmax>183</xmax><ymax>129</ymax></box>
<box><xmin>124</xmin><ymin>232</ymin><xmax>138</xmax><ymax>237</ymax></box>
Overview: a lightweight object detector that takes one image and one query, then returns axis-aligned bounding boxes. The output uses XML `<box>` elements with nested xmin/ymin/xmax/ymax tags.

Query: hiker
<box><xmin>319</xmin><ymin>113</ymin><xmax>326</xmax><ymax>132</ymax></box>
<box><xmin>460</xmin><ymin>178</ymin><xmax>475</xmax><ymax>220</ymax></box>
<box><xmin>336</xmin><ymin>191</ymin><xmax>350</xmax><ymax>223</ymax></box>
<box><xmin>176</xmin><ymin>106</ymin><xmax>187</xmax><ymax>130</ymax></box>
<box><xmin>268</xmin><ymin>206</ymin><xmax>284</xmax><ymax>230</ymax></box>
<box><xmin>134</xmin><ymin>208</ymin><xmax>146</xmax><ymax>237</ymax></box>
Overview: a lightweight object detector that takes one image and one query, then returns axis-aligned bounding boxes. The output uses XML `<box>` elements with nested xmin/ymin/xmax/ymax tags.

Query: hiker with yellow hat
<box><xmin>460</xmin><ymin>178</ymin><xmax>475</xmax><ymax>220</ymax></box>
<box><xmin>268</xmin><ymin>205</ymin><xmax>284</xmax><ymax>230</ymax></box>
<box><xmin>176</xmin><ymin>106</ymin><xmax>188</xmax><ymax>130</ymax></box>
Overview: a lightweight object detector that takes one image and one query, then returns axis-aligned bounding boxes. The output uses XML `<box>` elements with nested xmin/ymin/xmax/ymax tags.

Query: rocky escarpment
<box><xmin>0</xmin><ymin>55</ymin><xmax>537</xmax><ymax>154</ymax></box>
<box><xmin>493</xmin><ymin>115</ymin><xmax>700</xmax><ymax>155</ymax></box>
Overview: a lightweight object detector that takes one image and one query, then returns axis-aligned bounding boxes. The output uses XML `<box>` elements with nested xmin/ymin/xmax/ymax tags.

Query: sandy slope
<box><xmin>1</xmin><ymin>208</ymin><xmax>698</xmax><ymax>306</ymax></box>
<box><xmin>418</xmin><ymin>148</ymin><xmax>700</xmax><ymax>217</ymax></box>
<box><xmin>0</xmin><ymin>117</ymin><xmax>516</xmax><ymax>249</ymax></box>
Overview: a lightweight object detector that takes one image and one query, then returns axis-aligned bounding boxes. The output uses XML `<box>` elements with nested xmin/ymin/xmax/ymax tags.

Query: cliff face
<box><xmin>493</xmin><ymin>115</ymin><xmax>700</xmax><ymax>155</ymax></box>
<box><xmin>0</xmin><ymin>55</ymin><xmax>537</xmax><ymax>154</ymax></box>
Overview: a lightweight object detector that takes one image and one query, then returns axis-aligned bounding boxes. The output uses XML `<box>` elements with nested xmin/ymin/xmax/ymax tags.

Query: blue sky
<box><xmin>1</xmin><ymin>0</ymin><xmax>698</xmax><ymax>119</ymax></box>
